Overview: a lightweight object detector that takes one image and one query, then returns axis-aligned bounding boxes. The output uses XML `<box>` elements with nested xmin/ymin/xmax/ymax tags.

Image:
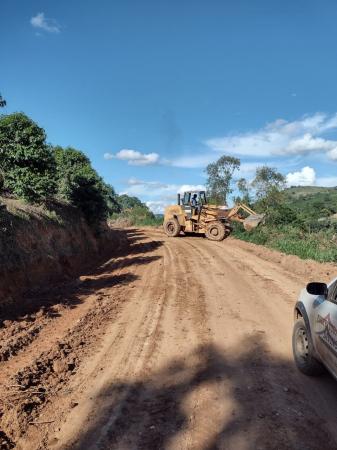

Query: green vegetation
<box><xmin>110</xmin><ymin>198</ymin><xmax>162</xmax><ymax>227</ymax></box>
<box><xmin>0</xmin><ymin>112</ymin><xmax>155</xmax><ymax>229</ymax></box>
<box><xmin>54</xmin><ymin>146</ymin><xmax>115</xmax><ymax>224</ymax></box>
<box><xmin>206</xmin><ymin>156</ymin><xmax>240</xmax><ymax>204</ymax></box>
<box><xmin>233</xmin><ymin>223</ymin><xmax>337</xmax><ymax>262</ymax></box>
<box><xmin>231</xmin><ymin>170</ymin><xmax>337</xmax><ymax>262</ymax></box>
<box><xmin>0</xmin><ymin>113</ymin><xmax>57</xmax><ymax>203</ymax></box>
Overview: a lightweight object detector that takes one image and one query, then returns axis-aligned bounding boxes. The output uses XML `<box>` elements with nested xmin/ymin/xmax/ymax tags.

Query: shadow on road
<box><xmin>0</xmin><ymin>228</ymin><xmax>163</xmax><ymax>324</ymax></box>
<box><xmin>72</xmin><ymin>335</ymin><xmax>337</xmax><ymax>450</ymax></box>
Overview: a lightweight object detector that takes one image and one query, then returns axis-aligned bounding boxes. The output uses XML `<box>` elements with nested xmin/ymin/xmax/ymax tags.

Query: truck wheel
<box><xmin>164</xmin><ymin>219</ymin><xmax>181</xmax><ymax>237</ymax></box>
<box><xmin>205</xmin><ymin>222</ymin><xmax>226</xmax><ymax>241</ymax></box>
<box><xmin>292</xmin><ymin>318</ymin><xmax>324</xmax><ymax>376</ymax></box>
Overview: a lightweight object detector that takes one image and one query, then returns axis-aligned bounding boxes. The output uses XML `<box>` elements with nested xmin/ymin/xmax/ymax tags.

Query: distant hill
<box><xmin>285</xmin><ymin>185</ymin><xmax>337</xmax><ymax>198</ymax></box>
<box><xmin>284</xmin><ymin>186</ymin><xmax>337</xmax><ymax>220</ymax></box>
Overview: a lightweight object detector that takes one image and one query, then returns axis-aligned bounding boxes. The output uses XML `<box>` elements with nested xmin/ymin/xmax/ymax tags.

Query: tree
<box><xmin>54</xmin><ymin>146</ymin><xmax>109</xmax><ymax>224</ymax></box>
<box><xmin>235</xmin><ymin>177</ymin><xmax>251</xmax><ymax>204</ymax></box>
<box><xmin>205</xmin><ymin>156</ymin><xmax>240</xmax><ymax>204</ymax></box>
<box><xmin>99</xmin><ymin>182</ymin><xmax>121</xmax><ymax>215</ymax></box>
<box><xmin>252</xmin><ymin>166</ymin><xmax>286</xmax><ymax>210</ymax></box>
<box><xmin>0</xmin><ymin>113</ymin><xmax>56</xmax><ymax>202</ymax></box>
<box><xmin>117</xmin><ymin>194</ymin><xmax>144</xmax><ymax>211</ymax></box>
<box><xmin>0</xmin><ymin>93</ymin><xmax>6</xmax><ymax>108</ymax></box>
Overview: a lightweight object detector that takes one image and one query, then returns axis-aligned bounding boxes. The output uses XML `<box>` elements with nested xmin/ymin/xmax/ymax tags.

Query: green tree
<box><xmin>0</xmin><ymin>93</ymin><xmax>6</xmax><ymax>108</ymax></box>
<box><xmin>117</xmin><ymin>194</ymin><xmax>144</xmax><ymax>210</ymax></box>
<box><xmin>54</xmin><ymin>146</ymin><xmax>109</xmax><ymax>224</ymax></box>
<box><xmin>0</xmin><ymin>113</ymin><xmax>56</xmax><ymax>202</ymax></box>
<box><xmin>252</xmin><ymin>166</ymin><xmax>286</xmax><ymax>211</ymax></box>
<box><xmin>206</xmin><ymin>155</ymin><xmax>240</xmax><ymax>204</ymax></box>
<box><xmin>100</xmin><ymin>182</ymin><xmax>121</xmax><ymax>215</ymax></box>
<box><xmin>235</xmin><ymin>177</ymin><xmax>251</xmax><ymax>204</ymax></box>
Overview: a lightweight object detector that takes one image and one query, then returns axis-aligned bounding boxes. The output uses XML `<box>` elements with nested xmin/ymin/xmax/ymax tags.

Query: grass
<box><xmin>233</xmin><ymin>224</ymin><xmax>337</xmax><ymax>263</ymax></box>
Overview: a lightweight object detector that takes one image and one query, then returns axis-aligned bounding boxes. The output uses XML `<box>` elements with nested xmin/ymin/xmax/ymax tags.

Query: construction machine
<box><xmin>163</xmin><ymin>190</ymin><xmax>264</xmax><ymax>241</ymax></box>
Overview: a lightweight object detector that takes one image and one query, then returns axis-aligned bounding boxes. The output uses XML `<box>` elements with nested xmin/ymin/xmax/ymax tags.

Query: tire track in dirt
<box><xmin>3</xmin><ymin>229</ymin><xmax>337</xmax><ymax>450</ymax></box>
<box><xmin>178</xmin><ymin>236</ymin><xmax>337</xmax><ymax>448</ymax></box>
<box><xmin>52</xmin><ymin>239</ymin><xmax>170</xmax><ymax>449</ymax></box>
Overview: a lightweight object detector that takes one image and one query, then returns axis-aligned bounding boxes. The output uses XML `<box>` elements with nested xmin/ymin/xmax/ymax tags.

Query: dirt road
<box><xmin>1</xmin><ymin>228</ymin><xmax>337</xmax><ymax>450</ymax></box>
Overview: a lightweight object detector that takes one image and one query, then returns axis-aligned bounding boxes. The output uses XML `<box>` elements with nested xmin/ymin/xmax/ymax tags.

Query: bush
<box><xmin>0</xmin><ymin>113</ymin><xmax>57</xmax><ymax>202</ymax></box>
<box><xmin>110</xmin><ymin>198</ymin><xmax>162</xmax><ymax>227</ymax></box>
<box><xmin>54</xmin><ymin>146</ymin><xmax>109</xmax><ymax>225</ymax></box>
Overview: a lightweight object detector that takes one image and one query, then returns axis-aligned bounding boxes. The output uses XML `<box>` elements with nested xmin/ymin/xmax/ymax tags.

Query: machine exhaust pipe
<box><xmin>177</xmin><ymin>193</ymin><xmax>181</xmax><ymax>205</ymax></box>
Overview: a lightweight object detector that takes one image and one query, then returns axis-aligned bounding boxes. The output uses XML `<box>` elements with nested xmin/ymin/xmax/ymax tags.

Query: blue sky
<box><xmin>2</xmin><ymin>0</ymin><xmax>337</xmax><ymax>212</ymax></box>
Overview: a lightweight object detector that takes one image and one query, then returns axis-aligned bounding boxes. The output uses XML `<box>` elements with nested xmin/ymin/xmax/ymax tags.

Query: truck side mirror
<box><xmin>306</xmin><ymin>282</ymin><xmax>328</xmax><ymax>297</ymax></box>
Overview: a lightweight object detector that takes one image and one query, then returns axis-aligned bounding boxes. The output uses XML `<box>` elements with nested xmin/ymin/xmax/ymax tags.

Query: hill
<box><xmin>284</xmin><ymin>185</ymin><xmax>337</xmax><ymax>220</ymax></box>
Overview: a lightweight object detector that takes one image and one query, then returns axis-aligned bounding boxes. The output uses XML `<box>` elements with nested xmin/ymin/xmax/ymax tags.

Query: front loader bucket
<box><xmin>243</xmin><ymin>214</ymin><xmax>265</xmax><ymax>231</ymax></box>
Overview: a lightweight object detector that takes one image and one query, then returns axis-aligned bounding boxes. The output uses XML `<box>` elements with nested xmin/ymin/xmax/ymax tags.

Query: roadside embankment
<box><xmin>0</xmin><ymin>197</ymin><xmax>117</xmax><ymax>310</ymax></box>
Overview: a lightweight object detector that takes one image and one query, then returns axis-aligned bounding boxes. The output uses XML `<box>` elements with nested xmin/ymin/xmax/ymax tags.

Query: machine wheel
<box><xmin>292</xmin><ymin>318</ymin><xmax>324</xmax><ymax>376</ymax></box>
<box><xmin>205</xmin><ymin>222</ymin><xmax>226</xmax><ymax>241</ymax></box>
<box><xmin>164</xmin><ymin>219</ymin><xmax>181</xmax><ymax>237</ymax></box>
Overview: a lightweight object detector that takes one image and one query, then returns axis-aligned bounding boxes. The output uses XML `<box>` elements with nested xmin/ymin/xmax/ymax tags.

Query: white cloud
<box><xmin>146</xmin><ymin>201</ymin><xmax>167</xmax><ymax>215</ymax></box>
<box><xmin>124</xmin><ymin>178</ymin><xmax>204</xmax><ymax>196</ymax></box>
<box><xmin>286</xmin><ymin>166</ymin><xmax>316</xmax><ymax>186</ymax></box>
<box><xmin>177</xmin><ymin>184</ymin><xmax>205</xmax><ymax>193</ymax></box>
<box><xmin>30</xmin><ymin>12</ymin><xmax>60</xmax><ymax>33</ymax></box>
<box><xmin>285</xmin><ymin>166</ymin><xmax>337</xmax><ymax>188</ymax></box>
<box><xmin>104</xmin><ymin>149</ymin><xmax>160</xmax><ymax>166</ymax></box>
<box><xmin>205</xmin><ymin>113</ymin><xmax>337</xmax><ymax>160</ymax></box>
<box><xmin>127</xmin><ymin>177</ymin><xmax>168</xmax><ymax>189</ymax></box>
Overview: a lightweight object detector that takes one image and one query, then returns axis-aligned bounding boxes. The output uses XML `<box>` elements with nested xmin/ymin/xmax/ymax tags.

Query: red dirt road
<box><xmin>1</xmin><ymin>228</ymin><xmax>337</xmax><ymax>450</ymax></box>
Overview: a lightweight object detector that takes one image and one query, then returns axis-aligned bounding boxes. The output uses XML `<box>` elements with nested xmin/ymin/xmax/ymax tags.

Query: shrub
<box><xmin>0</xmin><ymin>113</ymin><xmax>57</xmax><ymax>202</ymax></box>
<box><xmin>110</xmin><ymin>197</ymin><xmax>162</xmax><ymax>227</ymax></box>
<box><xmin>54</xmin><ymin>146</ymin><xmax>109</xmax><ymax>225</ymax></box>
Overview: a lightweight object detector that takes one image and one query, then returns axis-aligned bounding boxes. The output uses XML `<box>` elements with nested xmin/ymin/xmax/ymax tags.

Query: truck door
<box><xmin>312</xmin><ymin>280</ymin><xmax>337</xmax><ymax>375</ymax></box>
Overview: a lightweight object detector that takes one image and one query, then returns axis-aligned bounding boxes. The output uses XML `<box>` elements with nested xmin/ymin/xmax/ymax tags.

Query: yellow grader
<box><xmin>163</xmin><ymin>190</ymin><xmax>264</xmax><ymax>241</ymax></box>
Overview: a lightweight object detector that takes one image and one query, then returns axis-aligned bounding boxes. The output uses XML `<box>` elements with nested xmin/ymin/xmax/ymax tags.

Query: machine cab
<box><xmin>178</xmin><ymin>191</ymin><xmax>207</xmax><ymax>219</ymax></box>
<box><xmin>180</xmin><ymin>191</ymin><xmax>207</xmax><ymax>206</ymax></box>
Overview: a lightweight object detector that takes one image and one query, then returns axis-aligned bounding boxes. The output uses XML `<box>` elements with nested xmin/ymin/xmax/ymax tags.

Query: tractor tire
<box><xmin>164</xmin><ymin>219</ymin><xmax>181</xmax><ymax>237</ymax></box>
<box><xmin>205</xmin><ymin>222</ymin><xmax>226</xmax><ymax>241</ymax></box>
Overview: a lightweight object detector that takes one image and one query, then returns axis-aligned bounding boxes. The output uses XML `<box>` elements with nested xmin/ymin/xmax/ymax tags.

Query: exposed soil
<box><xmin>1</xmin><ymin>228</ymin><xmax>337</xmax><ymax>450</ymax></box>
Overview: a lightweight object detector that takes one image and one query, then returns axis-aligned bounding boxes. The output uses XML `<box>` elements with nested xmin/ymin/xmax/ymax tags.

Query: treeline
<box><xmin>0</xmin><ymin>113</ymin><xmax>156</xmax><ymax>227</ymax></box>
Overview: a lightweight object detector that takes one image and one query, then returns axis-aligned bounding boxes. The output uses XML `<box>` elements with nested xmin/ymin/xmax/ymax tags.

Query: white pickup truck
<box><xmin>293</xmin><ymin>278</ymin><xmax>337</xmax><ymax>377</ymax></box>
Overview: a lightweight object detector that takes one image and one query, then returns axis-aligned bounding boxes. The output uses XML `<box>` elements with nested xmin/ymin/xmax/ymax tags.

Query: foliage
<box><xmin>110</xmin><ymin>200</ymin><xmax>161</xmax><ymax>227</ymax></box>
<box><xmin>0</xmin><ymin>94</ymin><xmax>6</xmax><ymax>108</ymax></box>
<box><xmin>205</xmin><ymin>155</ymin><xmax>240</xmax><ymax>204</ymax></box>
<box><xmin>234</xmin><ymin>177</ymin><xmax>251</xmax><ymax>204</ymax></box>
<box><xmin>54</xmin><ymin>146</ymin><xmax>111</xmax><ymax>225</ymax></box>
<box><xmin>252</xmin><ymin>166</ymin><xmax>286</xmax><ymax>198</ymax></box>
<box><xmin>100</xmin><ymin>182</ymin><xmax>121</xmax><ymax>215</ymax></box>
<box><xmin>251</xmin><ymin>166</ymin><xmax>286</xmax><ymax>211</ymax></box>
<box><xmin>0</xmin><ymin>113</ymin><xmax>57</xmax><ymax>202</ymax></box>
<box><xmin>0</xmin><ymin>112</ymin><xmax>160</xmax><ymax>229</ymax></box>
<box><xmin>233</xmin><ymin>223</ymin><xmax>337</xmax><ymax>262</ymax></box>
<box><xmin>233</xmin><ymin>180</ymin><xmax>337</xmax><ymax>263</ymax></box>
<box><xmin>117</xmin><ymin>194</ymin><xmax>144</xmax><ymax>210</ymax></box>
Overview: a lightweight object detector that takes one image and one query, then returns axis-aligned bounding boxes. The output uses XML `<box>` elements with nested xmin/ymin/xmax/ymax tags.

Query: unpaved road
<box><xmin>1</xmin><ymin>228</ymin><xmax>337</xmax><ymax>450</ymax></box>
